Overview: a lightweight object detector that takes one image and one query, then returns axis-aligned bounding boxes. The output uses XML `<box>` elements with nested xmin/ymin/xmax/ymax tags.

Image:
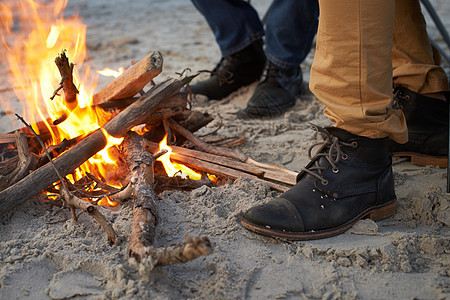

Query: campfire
<box><xmin>0</xmin><ymin>0</ymin><xmax>297</xmax><ymax>272</ymax></box>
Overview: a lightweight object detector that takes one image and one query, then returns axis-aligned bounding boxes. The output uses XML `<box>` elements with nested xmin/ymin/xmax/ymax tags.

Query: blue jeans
<box><xmin>191</xmin><ymin>0</ymin><xmax>319</xmax><ymax>69</ymax></box>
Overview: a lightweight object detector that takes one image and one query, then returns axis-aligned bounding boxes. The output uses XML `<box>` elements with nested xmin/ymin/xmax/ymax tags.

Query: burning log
<box><xmin>0</xmin><ymin>74</ymin><xmax>196</xmax><ymax>217</ymax></box>
<box><xmin>146</xmin><ymin>141</ymin><xmax>293</xmax><ymax>192</ymax></box>
<box><xmin>120</xmin><ymin>131</ymin><xmax>212</xmax><ymax>271</ymax></box>
<box><xmin>142</xmin><ymin>109</ymin><xmax>213</xmax><ymax>147</ymax></box>
<box><xmin>171</xmin><ymin>154</ymin><xmax>292</xmax><ymax>192</ymax></box>
<box><xmin>0</xmin><ymin>133</ymin><xmax>25</xmax><ymax>144</ymax></box>
<box><xmin>166</xmin><ymin>118</ymin><xmax>299</xmax><ymax>182</ymax></box>
<box><xmin>51</xmin><ymin>50</ymin><xmax>80</xmax><ymax>125</ymax></box>
<box><xmin>52</xmin><ymin>50</ymin><xmax>79</xmax><ymax>105</ymax></box>
<box><xmin>0</xmin><ymin>122</ymin><xmax>58</xmax><ymax>154</ymax></box>
<box><xmin>93</xmin><ymin>51</ymin><xmax>163</xmax><ymax>105</ymax></box>
<box><xmin>36</xmin><ymin>135</ymin><xmax>85</xmax><ymax>167</ymax></box>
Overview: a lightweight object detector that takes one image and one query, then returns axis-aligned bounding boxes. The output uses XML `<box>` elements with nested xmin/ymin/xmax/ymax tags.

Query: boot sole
<box><xmin>393</xmin><ymin>152</ymin><xmax>447</xmax><ymax>168</ymax></box>
<box><xmin>240</xmin><ymin>200</ymin><xmax>397</xmax><ymax>241</ymax></box>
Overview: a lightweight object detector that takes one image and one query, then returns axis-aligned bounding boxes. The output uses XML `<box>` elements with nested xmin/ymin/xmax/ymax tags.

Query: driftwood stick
<box><xmin>61</xmin><ymin>188</ymin><xmax>117</xmax><ymax>244</ymax></box>
<box><xmin>93</xmin><ymin>51</ymin><xmax>163</xmax><ymax>105</ymax></box>
<box><xmin>0</xmin><ymin>133</ymin><xmax>27</xmax><ymax>144</ymax></box>
<box><xmin>52</xmin><ymin>51</ymin><xmax>80</xmax><ymax>125</ymax></box>
<box><xmin>167</xmin><ymin>118</ymin><xmax>247</xmax><ymax>162</ymax></box>
<box><xmin>167</xmin><ymin>118</ymin><xmax>297</xmax><ymax>178</ymax></box>
<box><xmin>0</xmin><ymin>122</ymin><xmax>57</xmax><ymax>154</ymax></box>
<box><xmin>52</xmin><ymin>50</ymin><xmax>79</xmax><ymax>108</ymax></box>
<box><xmin>154</xmin><ymin>174</ymin><xmax>214</xmax><ymax>192</ymax></box>
<box><xmin>146</xmin><ymin>141</ymin><xmax>262</xmax><ymax>176</ymax></box>
<box><xmin>170</xmin><ymin>153</ymin><xmax>291</xmax><ymax>192</ymax></box>
<box><xmin>85</xmin><ymin>172</ymin><xmax>121</xmax><ymax>193</ymax></box>
<box><xmin>37</xmin><ymin>135</ymin><xmax>85</xmax><ymax>167</ymax></box>
<box><xmin>0</xmin><ymin>131</ymin><xmax>37</xmax><ymax>191</ymax></box>
<box><xmin>215</xmin><ymin>136</ymin><xmax>246</xmax><ymax>148</ymax></box>
<box><xmin>0</xmin><ymin>75</ymin><xmax>195</xmax><ymax>217</ymax></box>
<box><xmin>0</xmin><ymin>156</ymin><xmax>19</xmax><ymax>177</ymax></box>
<box><xmin>15</xmin><ymin>114</ymin><xmax>71</xmax><ymax>193</ymax></box>
<box><xmin>110</xmin><ymin>178</ymin><xmax>136</xmax><ymax>203</ymax></box>
<box><xmin>143</xmin><ymin>92</ymin><xmax>187</xmax><ymax>128</ymax></box>
<box><xmin>120</xmin><ymin>131</ymin><xmax>212</xmax><ymax>271</ymax></box>
<box><xmin>145</xmin><ymin>141</ymin><xmax>297</xmax><ymax>186</ymax></box>
<box><xmin>9</xmin><ymin>131</ymin><xmax>37</xmax><ymax>184</ymax></box>
<box><xmin>175</xmin><ymin>110</ymin><xmax>214</xmax><ymax>134</ymax></box>
<box><xmin>152</xmin><ymin>234</ymin><xmax>213</xmax><ymax>267</ymax></box>
<box><xmin>200</xmin><ymin>135</ymin><xmax>246</xmax><ymax>148</ymax></box>
<box><xmin>120</xmin><ymin>131</ymin><xmax>160</xmax><ymax>261</ymax></box>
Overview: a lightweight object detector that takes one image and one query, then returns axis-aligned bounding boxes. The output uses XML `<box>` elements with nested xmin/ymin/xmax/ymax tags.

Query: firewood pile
<box><xmin>0</xmin><ymin>50</ymin><xmax>297</xmax><ymax>272</ymax></box>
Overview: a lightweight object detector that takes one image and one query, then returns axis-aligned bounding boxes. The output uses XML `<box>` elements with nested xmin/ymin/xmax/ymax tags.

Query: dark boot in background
<box><xmin>241</xmin><ymin>126</ymin><xmax>397</xmax><ymax>240</ymax></box>
<box><xmin>190</xmin><ymin>40</ymin><xmax>266</xmax><ymax>100</ymax></box>
<box><xmin>237</xmin><ymin>61</ymin><xmax>304</xmax><ymax>119</ymax></box>
<box><xmin>389</xmin><ymin>86</ymin><xmax>449</xmax><ymax>168</ymax></box>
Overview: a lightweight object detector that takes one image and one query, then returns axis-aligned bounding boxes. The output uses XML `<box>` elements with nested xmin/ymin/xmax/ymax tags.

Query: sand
<box><xmin>0</xmin><ymin>0</ymin><xmax>449</xmax><ymax>299</ymax></box>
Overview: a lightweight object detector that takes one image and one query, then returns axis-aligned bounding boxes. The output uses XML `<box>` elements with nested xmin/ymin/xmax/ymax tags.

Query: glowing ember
<box><xmin>157</xmin><ymin>135</ymin><xmax>202</xmax><ymax>180</ymax></box>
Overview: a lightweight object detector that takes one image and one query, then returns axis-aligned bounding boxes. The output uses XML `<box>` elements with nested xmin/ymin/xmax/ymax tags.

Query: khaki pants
<box><xmin>310</xmin><ymin>0</ymin><xmax>448</xmax><ymax>143</ymax></box>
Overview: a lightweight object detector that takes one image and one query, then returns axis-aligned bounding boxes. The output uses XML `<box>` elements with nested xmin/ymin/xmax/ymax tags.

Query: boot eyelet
<box><xmin>321</xmin><ymin>180</ymin><xmax>328</xmax><ymax>185</ymax></box>
<box><xmin>332</xmin><ymin>167</ymin><xmax>339</xmax><ymax>173</ymax></box>
<box><xmin>341</xmin><ymin>154</ymin><xmax>348</xmax><ymax>160</ymax></box>
<box><xmin>351</xmin><ymin>142</ymin><xmax>358</xmax><ymax>147</ymax></box>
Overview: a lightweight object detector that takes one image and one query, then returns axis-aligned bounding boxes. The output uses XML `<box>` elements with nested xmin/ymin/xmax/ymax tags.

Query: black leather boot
<box><xmin>190</xmin><ymin>40</ymin><xmax>266</xmax><ymax>100</ymax></box>
<box><xmin>237</xmin><ymin>61</ymin><xmax>304</xmax><ymax>119</ymax></box>
<box><xmin>389</xmin><ymin>87</ymin><xmax>449</xmax><ymax>168</ymax></box>
<box><xmin>241</xmin><ymin>126</ymin><xmax>397</xmax><ymax>240</ymax></box>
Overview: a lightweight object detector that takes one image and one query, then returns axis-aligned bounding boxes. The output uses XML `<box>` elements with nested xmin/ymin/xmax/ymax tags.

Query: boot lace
<box><xmin>301</xmin><ymin>126</ymin><xmax>357</xmax><ymax>185</ymax></box>
<box><xmin>212</xmin><ymin>57</ymin><xmax>234</xmax><ymax>85</ymax></box>
<box><xmin>392</xmin><ymin>87</ymin><xmax>411</xmax><ymax>109</ymax></box>
<box><xmin>197</xmin><ymin>57</ymin><xmax>234</xmax><ymax>86</ymax></box>
<box><xmin>259</xmin><ymin>61</ymin><xmax>280</xmax><ymax>83</ymax></box>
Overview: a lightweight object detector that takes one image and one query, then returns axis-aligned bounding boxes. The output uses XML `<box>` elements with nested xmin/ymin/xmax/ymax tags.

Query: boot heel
<box><xmin>410</xmin><ymin>154</ymin><xmax>447</xmax><ymax>168</ymax></box>
<box><xmin>367</xmin><ymin>201</ymin><xmax>397</xmax><ymax>221</ymax></box>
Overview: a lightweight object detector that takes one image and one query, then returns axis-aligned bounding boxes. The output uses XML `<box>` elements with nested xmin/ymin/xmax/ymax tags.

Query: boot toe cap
<box><xmin>242</xmin><ymin>197</ymin><xmax>305</xmax><ymax>232</ymax></box>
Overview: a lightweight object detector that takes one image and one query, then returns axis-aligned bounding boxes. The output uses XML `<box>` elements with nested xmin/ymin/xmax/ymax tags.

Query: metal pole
<box><xmin>420</xmin><ymin>0</ymin><xmax>450</xmax><ymax>50</ymax></box>
<box><xmin>419</xmin><ymin>0</ymin><xmax>450</xmax><ymax>192</ymax></box>
<box><xmin>430</xmin><ymin>37</ymin><xmax>450</xmax><ymax>64</ymax></box>
<box><xmin>448</xmin><ymin>96</ymin><xmax>450</xmax><ymax>193</ymax></box>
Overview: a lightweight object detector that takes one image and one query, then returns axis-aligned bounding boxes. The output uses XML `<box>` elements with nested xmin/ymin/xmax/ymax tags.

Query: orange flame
<box><xmin>97</xmin><ymin>67</ymin><xmax>125</xmax><ymax>78</ymax></box>
<box><xmin>0</xmin><ymin>0</ymin><xmax>123</xmax><ymax>205</ymax></box>
<box><xmin>157</xmin><ymin>135</ymin><xmax>202</xmax><ymax>180</ymax></box>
